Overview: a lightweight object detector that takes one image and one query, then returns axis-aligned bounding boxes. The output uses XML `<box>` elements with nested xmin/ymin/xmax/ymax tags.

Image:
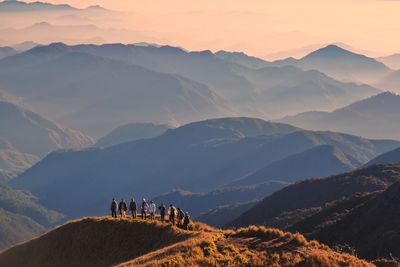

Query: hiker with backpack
<box><xmin>159</xmin><ymin>203</ymin><xmax>166</xmax><ymax>221</ymax></box>
<box><xmin>169</xmin><ymin>204</ymin><xmax>176</xmax><ymax>225</ymax></box>
<box><xmin>141</xmin><ymin>198</ymin><xmax>149</xmax><ymax>219</ymax></box>
<box><xmin>177</xmin><ymin>208</ymin><xmax>185</xmax><ymax>226</ymax></box>
<box><xmin>110</xmin><ymin>198</ymin><xmax>118</xmax><ymax>218</ymax></box>
<box><xmin>118</xmin><ymin>199</ymin><xmax>127</xmax><ymax>217</ymax></box>
<box><xmin>149</xmin><ymin>201</ymin><xmax>157</xmax><ymax>220</ymax></box>
<box><xmin>129</xmin><ymin>198</ymin><xmax>137</xmax><ymax>219</ymax></box>
<box><xmin>183</xmin><ymin>212</ymin><xmax>190</xmax><ymax>230</ymax></box>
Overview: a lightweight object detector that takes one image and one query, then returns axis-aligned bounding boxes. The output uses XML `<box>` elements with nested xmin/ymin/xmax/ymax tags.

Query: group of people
<box><xmin>110</xmin><ymin>198</ymin><xmax>191</xmax><ymax>229</ymax></box>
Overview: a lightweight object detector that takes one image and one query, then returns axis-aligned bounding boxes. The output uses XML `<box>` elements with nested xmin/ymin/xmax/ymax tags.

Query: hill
<box><xmin>228</xmin><ymin>164</ymin><xmax>400</xmax><ymax>228</ymax></box>
<box><xmin>0</xmin><ymin>47</ymin><xmax>17</xmax><ymax>60</ymax></box>
<box><xmin>376</xmin><ymin>69</ymin><xmax>400</xmax><ymax>94</ymax></box>
<box><xmin>0</xmin><ymin>217</ymin><xmax>372</xmax><ymax>267</ymax></box>
<box><xmin>289</xmin><ymin>182</ymin><xmax>400</xmax><ymax>260</ymax></box>
<box><xmin>0</xmin><ymin>208</ymin><xmax>45</xmax><ymax>251</ymax></box>
<box><xmin>10</xmin><ymin>117</ymin><xmax>400</xmax><ymax>218</ymax></box>
<box><xmin>279</xmin><ymin>92</ymin><xmax>400</xmax><ymax>140</ymax></box>
<box><xmin>0</xmin><ymin>99</ymin><xmax>94</xmax><ymax>157</ymax></box>
<box><xmin>377</xmin><ymin>53</ymin><xmax>400</xmax><ymax>70</ymax></box>
<box><xmin>366</xmin><ymin>147</ymin><xmax>400</xmax><ymax>166</ymax></box>
<box><xmin>230</xmin><ymin>145</ymin><xmax>361</xmax><ymax>186</ymax></box>
<box><xmin>274</xmin><ymin>44</ymin><xmax>392</xmax><ymax>85</ymax></box>
<box><xmin>0</xmin><ymin>184</ymin><xmax>64</xmax><ymax>250</ymax></box>
<box><xmin>96</xmin><ymin>123</ymin><xmax>174</xmax><ymax>148</ymax></box>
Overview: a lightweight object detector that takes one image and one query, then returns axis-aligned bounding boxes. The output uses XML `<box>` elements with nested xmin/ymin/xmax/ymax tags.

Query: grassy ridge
<box><xmin>0</xmin><ymin>217</ymin><xmax>372</xmax><ymax>267</ymax></box>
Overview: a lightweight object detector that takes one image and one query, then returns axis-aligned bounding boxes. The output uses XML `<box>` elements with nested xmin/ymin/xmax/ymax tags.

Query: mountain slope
<box><xmin>153</xmin><ymin>181</ymin><xmax>288</xmax><ymax>218</ymax></box>
<box><xmin>231</xmin><ymin>145</ymin><xmax>361</xmax><ymax>186</ymax></box>
<box><xmin>0</xmin><ymin>139</ymin><xmax>39</xmax><ymax>180</ymax></box>
<box><xmin>366</xmin><ymin>147</ymin><xmax>400</xmax><ymax>166</ymax></box>
<box><xmin>279</xmin><ymin>92</ymin><xmax>400</xmax><ymax>140</ymax></box>
<box><xmin>9</xmin><ymin>118</ymin><xmax>400</xmax><ymax>218</ymax></box>
<box><xmin>0</xmin><ymin>208</ymin><xmax>45</xmax><ymax>251</ymax></box>
<box><xmin>377</xmin><ymin>53</ymin><xmax>400</xmax><ymax>69</ymax></box>
<box><xmin>228</xmin><ymin>164</ymin><xmax>400</xmax><ymax>228</ymax></box>
<box><xmin>0</xmin><ymin>99</ymin><xmax>94</xmax><ymax>157</ymax></box>
<box><xmin>274</xmin><ymin>44</ymin><xmax>392</xmax><ymax>84</ymax></box>
<box><xmin>96</xmin><ymin>123</ymin><xmax>174</xmax><ymax>148</ymax></box>
<box><xmin>196</xmin><ymin>201</ymin><xmax>257</xmax><ymax>228</ymax></box>
<box><xmin>0</xmin><ymin>184</ymin><xmax>64</xmax><ymax>250</ymax></box>
<box><xmin>0</xmin><ymin>217</ymin><xmax>372</xmax><ymax>267</ymax></box>
<box><xmin>290</xmin><ymin>182</ymin><xmax>400</xmax><ymax>260</ymax></box>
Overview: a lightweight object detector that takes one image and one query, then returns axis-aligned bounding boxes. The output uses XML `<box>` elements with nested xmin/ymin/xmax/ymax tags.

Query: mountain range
<box><xmin>0</xmin><ymin>43</ymin><xmax>231</xmax><ymax>136</ymax></box>
<box><xmin>0</xmin><ymin>0</ymin><xmax>107</xmax><ymax>13</ymax></box>
<box><xmin>9</xmin><ymin>117</ymin><xmax>400</xmax><ymax>219</ymax></box>
<box><xmin>279</xmin><ymin>92</ymin><xmax>400</xmax><ymax>140</ymax></box>
<box><xmin>0</xmin><ymin>43</ymin><xmax>381</xmax><ymax>136</ymax></box>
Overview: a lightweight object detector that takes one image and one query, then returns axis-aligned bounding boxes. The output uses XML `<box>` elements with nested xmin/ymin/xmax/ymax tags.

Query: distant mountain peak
<box><xmin>303</xmin><ymin>44</ymin><xmax>361</xmax><ymax>59</ymax></box>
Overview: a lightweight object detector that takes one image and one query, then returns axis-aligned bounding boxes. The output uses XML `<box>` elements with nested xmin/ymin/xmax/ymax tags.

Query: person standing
<box><xmin>110</xmin><ymin>198</ymin><xmax>118</xmax><ymax>218</ymax></box>
<box><xmin>183</xmin><ymin>212</ymin><xmax>191</xmax><ymax>230</ymax></box>
<box><xmin>141</xmin><ymin>198</ymin><xmax>148</xmax><ymax>219</ymax></box>
<box><xmin>177</xmin><ymin>208</ymin><xmax>185</xmax><ymax>226</ymax></box>
<box><xmin>149</xmin><ymin>201</ymin><xmax>156</xmax><ymax>220</ymax></box>
<box><xmin>119</xmin><ymin>199</ymin><xmax>127</xmax><ymax>217</ymax></box>
<box><xmin>169</xmin><ymin>204</ymin><xmax>176</xmax><ymax>225</ymax></box>
<box><xmin>159</xmin><ymin>203</ymin><xmax>166</xmax><ymax>222</ymax></box>
<box><xmin>129</xmin><ymin>198</ymin><xmax>137</xmax><ymax>219</ymax></box>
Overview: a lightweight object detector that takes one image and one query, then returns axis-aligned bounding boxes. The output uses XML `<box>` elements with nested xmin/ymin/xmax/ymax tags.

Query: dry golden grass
<box><xmin>0</xmin><ymin>217</ymin><xmax>374</xmax><ymax>267</ymax></box>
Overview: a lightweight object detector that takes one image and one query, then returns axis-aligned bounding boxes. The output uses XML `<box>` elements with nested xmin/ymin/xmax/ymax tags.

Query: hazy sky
<box><xmin>24</xmin><ymin>0</ymin><xmax>400</xmax><ymax>57</ymax></box>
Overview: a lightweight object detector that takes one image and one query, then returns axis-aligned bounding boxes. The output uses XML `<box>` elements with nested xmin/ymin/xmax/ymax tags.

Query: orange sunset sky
<box><xmin>23</xmin><ymin>0</ymin><xmax>400</xmax><ymax>58</ymax></box>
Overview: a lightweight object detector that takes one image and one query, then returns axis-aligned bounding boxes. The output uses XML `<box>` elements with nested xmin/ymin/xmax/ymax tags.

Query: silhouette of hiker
<box><xmin>111</xmin><ymin>198</ymin><xmax>118</xmax><ymax>218</ymax></box>
<box><xmin>177</xmin><ymin>208</ymin><xmax>185</xmax><ymax>226</ymax></box>
<box><xmin>149</xmin><ymin>201</ymin><xmax>156</xmax><ymax>220</ymax></box>
<box><xmin>129</xmin><ymin>198</ymin><xmax>137</xmax><ymax>219</ymax></box>
<box><xmin>141</xmin><ymin>198</ymin><xmax>148</xmax><ymax>219</ymax></box>
<box><xmin>169</xmin><ymin>204</ymin><xmax>176</xmax><ymax>225</ymax></box>
<box><xmin>119</xmin><ymin>198</ymin><xmax>127</xmax><ymax>217</ymax></box>
<box><xmin>159</xmin><ymin>203</ymin><xmax>166</xmax><ymax>221</ymax></box>
<box><xmin>183</xmin><ymin>212</ymin><xmax>190</xmax><ymax>230</ymax></box>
